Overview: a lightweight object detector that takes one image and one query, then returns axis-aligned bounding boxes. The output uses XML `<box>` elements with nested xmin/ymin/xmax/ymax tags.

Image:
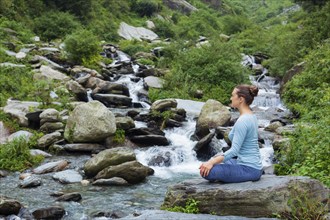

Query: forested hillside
<box><xmin>0</xmin><ymin>0</ymin><xmax>329</xmax><ymax>187</ymax></box>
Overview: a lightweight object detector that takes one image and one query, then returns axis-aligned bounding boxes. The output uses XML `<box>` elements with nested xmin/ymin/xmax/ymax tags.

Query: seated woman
<box><xmin>199</xmin><ymin>84</ymin><xmax>263</xmax><ymax>183</ymax></box>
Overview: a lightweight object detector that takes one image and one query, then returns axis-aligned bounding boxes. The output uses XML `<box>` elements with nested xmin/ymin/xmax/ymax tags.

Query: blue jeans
<box><xmin>202</xmin><ymin>159</ymin><xmax>263</xmax><ymax>183</ymax></box>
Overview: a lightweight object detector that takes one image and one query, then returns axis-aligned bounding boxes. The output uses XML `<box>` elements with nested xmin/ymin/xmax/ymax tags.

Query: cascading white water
<box><xmin>115</xmin><ymin>74</ymin><xmax>149</xmax><ymax>108</ymax></box>
<box><xmin>135</xmin><ymin>116</ymin><xmax>201</xmax><ymax>178</ymax></box>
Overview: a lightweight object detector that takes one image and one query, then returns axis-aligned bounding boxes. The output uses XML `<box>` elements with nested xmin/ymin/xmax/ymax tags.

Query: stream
<box><xmin>0</xmin><ymin>53</ymin><xmax>291</xmax><ymax>219</ymax></box>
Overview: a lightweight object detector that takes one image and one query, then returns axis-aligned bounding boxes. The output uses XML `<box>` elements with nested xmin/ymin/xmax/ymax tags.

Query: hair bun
<box><xmin>249</xmin><ymin>86</ymin><xmax>259</xmax><ymax>97</ymax></box>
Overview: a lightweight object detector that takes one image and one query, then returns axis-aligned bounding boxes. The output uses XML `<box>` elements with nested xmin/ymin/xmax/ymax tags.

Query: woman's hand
<box><xmin>199</xmin><ymin>162</ymin><xmax>213</xmax><ymax>177</ymax></box>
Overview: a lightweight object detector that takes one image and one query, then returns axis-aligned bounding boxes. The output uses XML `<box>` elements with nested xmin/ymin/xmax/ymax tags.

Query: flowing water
<box><xmin>0</xmin><ymin>54</ymin><xmax>291</xmax><ymax>219</ymax></box>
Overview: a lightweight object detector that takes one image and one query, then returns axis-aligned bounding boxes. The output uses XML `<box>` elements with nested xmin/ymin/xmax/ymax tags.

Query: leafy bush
<box><xmin>0</xmin><ymin>66</ymin><xmax>73</xmax><ymax>110</ymax></box>
<box><xmin>0</xmin><ymin>137</ymin><xmax>44</xmax><ymax>171</ymax></box>
<box><xmin>33</xmin><ymin>11</ymin><xmax>81</xmax><ymax>41</ymax></box>
<box><xmin>158</xmin><ymin>40</ymin><xmax>249</xmax><ymax>104</ymax></box>
<box><xmin>221</xmin><ymin>15</ymin><xmax>253</xmax><ymax>35</ymax></box>
<box><xmin>153</xmin><ymin>19</ymin><xmax>175</xmax><ymax>39</ymax></box>
<box><xmin>0</xmin><ymin>17</ymin><xmax>34</xmax><ymax>44</ymax></box>
<box><xmin>174</xmin><ymin>10</ymin><xmax>222</xmax><ymax>40</ymax></box>
<box><xmin>282</xmin><ymin>43</ymin><xmax>330</xmax><ymax>117</ymax></box>
<box><xmin>131</xmin><ymin>0</ymin><xmax>160</xmax><ymax>17</ymax></box>
<box><xmin>64</xmin><ymin>29</ymin><xmax>100</xmax><ymax>64</ymax></box>
<box><xmin>276</xmin><ymin>43</ymin><xmax>330</xmax><ymax>187</ymax></box>
<box><xmin>118</xmin><ymin>40</ymin><xmax>150</xmax><ymax>56</ymax></box>
<box><xmin>0</xmin><ymin>66</ymin><xmax>34</xmax><ymax>106</ymax></box>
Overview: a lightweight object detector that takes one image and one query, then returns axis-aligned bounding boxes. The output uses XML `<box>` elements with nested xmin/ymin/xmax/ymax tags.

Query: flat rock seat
<box><xmin>162</xmin><ymin>175</ymin><xmax>329</xmax><ymax>218</ymax></box>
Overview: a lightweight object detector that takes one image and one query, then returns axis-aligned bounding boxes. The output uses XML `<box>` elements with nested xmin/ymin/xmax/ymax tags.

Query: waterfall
<box><xmin>135</xmin><ymin>116</ymin><xmax>200</xmax><ymax>178</ymax></box>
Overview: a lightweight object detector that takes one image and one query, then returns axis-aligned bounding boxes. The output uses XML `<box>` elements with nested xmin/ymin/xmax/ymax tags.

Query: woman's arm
<box><xmin>199</xmin><ymin>155</ymin><xmax>224</xmax><ymax>177</ymax></box>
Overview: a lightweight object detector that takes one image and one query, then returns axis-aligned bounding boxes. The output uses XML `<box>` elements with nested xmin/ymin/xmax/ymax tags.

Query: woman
<box><xmin>199</xmin><ymin>84</ymin><xmax>263</xmax><ymax>183</ymax></box>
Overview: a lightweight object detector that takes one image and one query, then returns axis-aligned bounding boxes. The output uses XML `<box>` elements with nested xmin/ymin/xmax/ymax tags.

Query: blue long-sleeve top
<box><xmin>224</xmin><ymin>114</ymin><xmax>262</xmax><ymax>170</ymax></box>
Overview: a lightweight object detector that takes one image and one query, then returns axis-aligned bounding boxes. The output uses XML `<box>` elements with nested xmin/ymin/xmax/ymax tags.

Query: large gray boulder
<box><xmin>195</xmin><ymin>99</ymin><xmax>231</xmax><ymax>138</ymax></box>
<box><xmin>64</xmin><ymin>101</ymin><xmax>116</xmax><ymax>142</ymax></box>
<box><xmin>3</xmin><ymin>100</ymin><xmax>40</xmax><ymax>127</ymax></box>
<box><xmin>162</xmin><ymin>176</ymin><xmax>329</xmax><ymax>218</ymax></box>
<box><xmin>163</xmin><ymin>0</ymin><xmax>198</xmax><ymax>14</ymax></box>
<box><xmin>33</xmin><ymin>65</ymin><xmax>70</xmax><ymax>81</ymax></box>
<box><xmin>118</xmin><ymin>22</ymin><xmax>159</xmax><ymax>41</ymax></box>
<box><xmin>84</xmin><ymin>147</ymin><xmax>136</xmax><ymax>178</ymax></box>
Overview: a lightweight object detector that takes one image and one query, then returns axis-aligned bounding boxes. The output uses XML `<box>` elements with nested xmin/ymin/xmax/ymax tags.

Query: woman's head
<box><xmin>231</xmin><ymin>84</ymin><xmax>259</xmax><ymax>107</ymax></box>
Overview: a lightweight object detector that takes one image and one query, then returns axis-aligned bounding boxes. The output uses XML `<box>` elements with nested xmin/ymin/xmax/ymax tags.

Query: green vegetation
<box><xmin>275</xmin><ymin>184</ymin><xmax>328</xmax><ymax>220</ymax></box>
<box><xmin>0</xmin><ymin>137</ymin><xmax>44</xmax><ymax>171</ymax></box>
<box><xmin>64</xmin><ymin>29</ymin><xmax>100</xmax><ymax>66</ymax></box>
<box><xmin>152</xmin><ymin>40</ymin><xmax>249</xmax><ymax>104</ymax></box>
<box><xmin>0</xmin><ymin>66</ymin><xmax>73</xmax><ymax>111</ymax></box>
<box><xmin>33</xmin><ymin>11</ymin><xmax>81</xmax><ymax>41</ymax></box>
<box><xmin>275</xmin><ymin>42</ymin><xmax>330</xmax><ymax>187</ymax></box>
<box><xmin>113</xmin><ymin>128</ymin><xmax>126</xmax><ymax>144</ymax></box>
<box><xmin>162</xmin><ymin>198</ymin><xmax>200</xmax><ymax>214</ymax></box>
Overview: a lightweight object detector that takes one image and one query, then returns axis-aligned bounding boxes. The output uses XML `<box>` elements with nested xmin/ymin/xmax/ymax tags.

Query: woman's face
<box><xmin>230</xmin><ymin>88</ymin><xmax>241</xmax><ymax>108</ymax></box>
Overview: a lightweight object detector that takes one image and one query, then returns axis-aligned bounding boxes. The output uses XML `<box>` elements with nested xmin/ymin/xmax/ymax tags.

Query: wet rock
<box><xmin>92</xmin><ymin>210</ymin><xmax>126</xmax><ymax>219</ymax></box>
<box><xmin>162</xmin><ymin>176</ymin><xmax>329</xmax><ymax>217</ymax></box>
<box><xmin>95</xmin><ymin>160</ymin><xmax>154</xmax><ymax>184</ymax></box>
<box><xmin>0</xmin><ymin>196</ymin><xmax>22</xmax><ymax>215</ymax></box>
<box><xmin>115</xmin><ymin>116</ymin><xmax>135</xmax><ymax>130</ymax></box>
<box><xmin>127</xmin><ymin>127</ymin><xmax>165</xmax><ymax>136</ymax></box>
<box><xmin>8</xmin><ymin>131</ymin><xmax>33</xmax><ymax>143</ymax></box>
<box><xmin>64</xmin><ymin>101</ymin><xmax>116</xmax><ymax>143</ymax></box>
<box><xmin>92</xmin><ymin>93</ymin><xmax>132</xmax><ymax>107</ymax></box>
<box><xmin>37</xmin><ymin>131</ymin><xmax>62</xmax><ymax>148</ymax></box>
<box><xmin>193</xmin><ymin>132</ymin><xmax>215</xmax><ymax>152</ymax></box>
<box><xmin>165</xmin><ymin>119</ymin><xmax>182</xmax><ymax>128</ymax></box>
<box><xmin>0</xmin><ymin>170</ymin><xmax>9</xmax><ymax>178</ymax></box>
<box><xmin>32</xmin><ymin>206</ymin><xmax>65</xmax><ymax>219</ymax></box>
<box><xmin>17</xmin><ymin>207</ymin><xmax>33</xmax><ymax>219</ymax></box>
<box><xmin>151</xmin><ymin>99</ymin><xmax>177</xmax><ymax>112</ymax></box>
<box><xmin>84</xmin><ymin>147</ymin><xmax>136</xmax><ymax>178</ymax></box>
<box><xmin>129</xmin><ymin>135</ymin><xmax>169</xmax><ymax>146</ymax></box>
<box><xmin>33</xmin><ymin>160</ymin><xmax>69</xmax><ymax>174</ymax></box>
<box><xmin>52</xmin><ymin>170</ymin><xmax>83</xmax><ymax>184</ymax></box>
<box><xmin>94</xmin><ymin>82</ymin><xmax>130</xmax><ymax>97</ymax></box>
<box><xmin>19</xmin><ymin>175</ymin><xmax>42</xmax><ymax>188</ymax></box>
<box><xmin>265</xmin><ymin>121</ymin><xmax>283</xmax><ymax>132</ymax></box>
<box><xmin>92</xmin><ymin>177</ymin><xmax>129</xmax><ymax>186</ymax></box>
<box><xmin>62</xmin><ymin>143</ymin><xmax>106</xmax><ymax>153</ymax></box>
<box><xmin>272</xmin><ymin>137</ymin><xmax>290</xmax><ymax>151</ymax></box>
<box><xmin>40</xmin><ymin>122</ymin><xmax>64</xmax><ymax>133</ymax></box>
<box><xmin>55</xmin><ymin>192</ymin><xmax>82</xmax><ymax>202</ymax></box>
<box><xmin>148</xmin><ymin>151</ymin><xmax>172</xmax><ymax>167</ymax></box>
<box><xmin>30</xmin><ymin>149</ymin><xmax>52</xmax><ymax>158</ymax></box>
<box><xmin>195</xmin><ymin>99</ymin><xmax>231</xmax><ymax>139</ymax></box>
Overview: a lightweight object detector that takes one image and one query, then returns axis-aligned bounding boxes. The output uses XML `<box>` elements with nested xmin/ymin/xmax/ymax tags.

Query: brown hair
<box><xmin>235</xmin><ymin>84</ymin><xmax>259</xmax><ymax>105</ymax></box>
